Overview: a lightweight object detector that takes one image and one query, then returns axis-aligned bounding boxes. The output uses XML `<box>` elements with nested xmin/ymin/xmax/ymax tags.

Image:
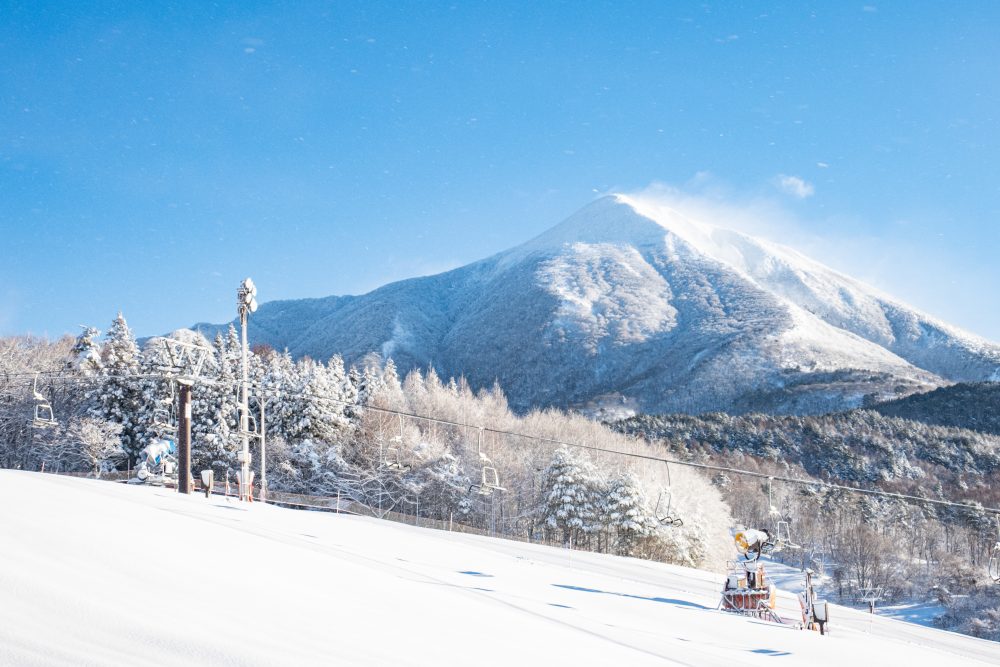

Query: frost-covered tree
<box><xmin>69</xmin><ymin>326</ymin><xmax>102</xmax><ymax>374</ymax></box>
<box><xmin>605</xmin><ymin>472</ymin><xmax>659</xmax><ymax>556</ymax></box>
<box><xmin>286</xmin><ymin>357</ymin><xmax>350</xmax><ymax>444</ymax></box>
<box><xmin>275</xmin><ymin>438</ymin><xmax>351</xmax><ymax>495</ymax></box>
<box><xmin>93</xmin><ymin>313</ymin><xmax>142</xmax><ymax>461</ymax></box>
<box><xmin>69</xmin><ymin>417</ymin><xmax>125</xmax><ymax>475</ymax></box>
<box><xmin>540</xmin><ymin>447</ymin><xmax>604</xmax><ymax>546</ymax></box>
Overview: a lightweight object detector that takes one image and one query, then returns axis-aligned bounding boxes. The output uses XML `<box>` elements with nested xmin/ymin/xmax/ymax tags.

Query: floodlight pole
<box><xmin>239</xmin><ymin>306</ymin><xmax>250</xmax><ymax>501</ymax></box>
<box><xmin>237</xmin><ymin>277</ymin><xmax>257</xmax><ymax>502</ymax></box>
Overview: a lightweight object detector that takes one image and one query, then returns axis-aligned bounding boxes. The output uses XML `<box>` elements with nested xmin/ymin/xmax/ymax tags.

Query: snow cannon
<box><xmin>734</xmin><ymin>528</ymin><xmax>773</xmax><ymax>561</ymax></box>
<box><xmin>721</xmin><ymin>527</ymin><xmax>789</xmax><ymax>625</ymax></box>
<box><xmin>132</xmin><ymin>438</ymin><xmax>178</xmax><ymax>485</ymax></box>
<box><xmin>144</xmin><ymin>438</ymin><xmax>176</xmax><ymax>467</ymax></box>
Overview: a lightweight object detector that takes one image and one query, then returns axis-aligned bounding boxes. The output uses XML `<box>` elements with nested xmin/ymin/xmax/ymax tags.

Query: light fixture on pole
<box><xmin>237</xmin><ymin>277</ymin><xmax>258</xmax><ymax>502</ymax></box>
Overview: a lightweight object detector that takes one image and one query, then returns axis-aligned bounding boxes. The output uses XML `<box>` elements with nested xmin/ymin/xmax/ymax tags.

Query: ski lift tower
<box><xmin>237</xmin><ymin>277</ymin><xmax>258</xmax><ymax>502</ymax></box>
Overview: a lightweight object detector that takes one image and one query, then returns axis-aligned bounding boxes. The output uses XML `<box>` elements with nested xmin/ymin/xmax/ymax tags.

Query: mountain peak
<box><xmin>512</xmin><ymin>194</ymin><xmax>788</xmax><ymax>282</ymax></box>
<box><xmin>509</xmin><ymin>195</ymin><xmax>670</xmax><ymax>257</ymax></box>
<box><xmin>194</xmin><ymin>195</ymin><xmax>1000</xmax><ymax>415</ymax></box>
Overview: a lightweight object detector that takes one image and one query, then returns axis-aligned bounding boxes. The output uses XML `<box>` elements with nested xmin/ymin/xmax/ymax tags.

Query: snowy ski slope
<box><xmin>2</xmin><ymin>470</ymin><xmax>998</xmax><ymax>666</ymax></box>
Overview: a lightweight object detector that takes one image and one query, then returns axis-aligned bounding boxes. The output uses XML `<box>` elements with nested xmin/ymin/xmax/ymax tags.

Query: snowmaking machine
<box><xmin>720</xmin><ymin>524</ymin><xmax>829</xmax><ymax>632</ymax></box>
<box><xmin>719</xmin><ymin>527</ymin><xmax>785</xmax><ymax>623</ymax></box>
<box><xmin>720</xmin><ymin>527</ymin><xmax>782</xmax><ymax>622</ymax></box>
<box><xmin>130</xmin><ymin>438</ymin><xmax>178</xmax><ymax>486</ymax></box>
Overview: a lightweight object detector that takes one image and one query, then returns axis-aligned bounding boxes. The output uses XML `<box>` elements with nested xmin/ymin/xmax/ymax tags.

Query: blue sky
<box><xmin>3</xmin><ymin>2</ymin><xmax>1000</xmax><ymax>339</ymax></box>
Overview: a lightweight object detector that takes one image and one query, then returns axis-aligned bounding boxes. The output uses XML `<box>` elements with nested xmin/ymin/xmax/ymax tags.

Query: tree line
<box><xmin>0</xmin><ymin>315</ymin><xmax>731</xmax><ymax>569</ymax></box>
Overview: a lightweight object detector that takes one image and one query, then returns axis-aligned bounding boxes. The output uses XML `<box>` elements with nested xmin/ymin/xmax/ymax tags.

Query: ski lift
<box><xmin>152</xmin><ymin>407</ymin><xmax>176</xmax><ymax>435</ymax></box>
<box><xmin>383</xmin><ymin>414</ymin><xmax>408</xmax><ymax>470</ymax></box>
<box><xmin>988</xmin><ymin>517</ymin><xmax>1000</xmax><ymax>583</ymax></box>
<box><xmin>31</xmin><ymin>373</ymin><xmax>56</xmax><ymax>428</ymax></box>
<box><xmin>151</xmin><ymin>384</ymin><xmax>177</xmax><ymax>436</ymax></box>
<box><xmin>471</xmin><ymin>465</ymin><xmax>505</xmax><ymax>496</ymax></box>
<box><xmin>764</xmin><ymin>478</ymin><xmax>800</xmax><ymax>552</ymax></box>
<box><xmin>469</xmin><ymin>427</ymin><xmax>505</xmax><ymax>495</ymax></box>
<box><xmin>242</xmin><ymin>411</ymin><xmax>260</xmax><ymax>438</ymax></box>
<box><xmin>654</xmin><ymin>462</ymin><xmax>683</xmax><ymax>527</ymax></box>
<box><xmin>775</xmin><ymin>520</ymin><xmax>800</xmax><ymax>550</ymax></box>
<box><xmin>766</xmin><ymin>477</ymin><xmax>781</xmax><ymax>517</ymax></box>
<box><xmin>232</xmin><ymin>387</ymin><xmax>261</xmax><ymax>439</ymax></box>
<box><xmin>384</xmin><ymin>446</ymin><xmax>409</xmax><ymax>471</ymax></box>
<box><xmin>655</xmin><ymin>490</ymin><xmax>684</xmax><ymax>527</ymax></box>
<box><xmin>857</xmin><ymin>586</ymin><xmax>883</xmax><ymax>614</ymax></box>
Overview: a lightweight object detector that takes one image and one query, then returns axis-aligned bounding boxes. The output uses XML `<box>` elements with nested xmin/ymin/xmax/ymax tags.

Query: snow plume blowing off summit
<box><xmin>195</xmin><ymin>192</ymin><xmax>1000</xmax><ymax>416</ymax></box>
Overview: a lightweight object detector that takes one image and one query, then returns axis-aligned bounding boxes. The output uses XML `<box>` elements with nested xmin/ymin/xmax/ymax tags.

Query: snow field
<box><xmin>2</xmin><ymin>471</ymin><xmax>998</xmax><ymax>666</ymax></box>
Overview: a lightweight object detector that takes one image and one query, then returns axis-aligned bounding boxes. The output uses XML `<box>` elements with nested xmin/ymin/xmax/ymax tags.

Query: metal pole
<box><xmin>239</xmin><ymin>309</ymin><xmax>251</xmax><ymax>502</ymax></box>
<box><xmin>259</xmin><ymin>396</ymin><xmax>266</xmax><ymax>502</ymax></box>
<box><xmin>178</xmin><ymin>381</ymin><xmax>192</xmax><ymax>494</ymax></box>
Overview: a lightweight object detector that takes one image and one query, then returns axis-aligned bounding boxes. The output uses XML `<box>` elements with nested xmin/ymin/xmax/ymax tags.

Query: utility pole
<box><xmin>177</xmin><ymin>381</ymin><xmax>192</xmax><ymax>494</ymax></box>
<box><xmin>259</xmin><ymin>395</ymin><xmax>267</xmax><ymax>502</ymax></box>
<box><xmin>237</xmin><ymin>278</ymin><xmax>258</xmax><ymax>502</ymax></box>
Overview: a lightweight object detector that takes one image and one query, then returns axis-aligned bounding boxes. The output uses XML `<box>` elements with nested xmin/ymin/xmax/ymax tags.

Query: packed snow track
<box><xmin>2</xmin><ymin>471</ymin><xmax>997</xmax><ymax>666</ymax></box>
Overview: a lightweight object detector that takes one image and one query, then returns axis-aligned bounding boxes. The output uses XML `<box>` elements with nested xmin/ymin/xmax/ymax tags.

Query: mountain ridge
<box><xmin>192</xmin><ymin>195</ymin><xmax>1000</xmax><ymax>414</ymax></box>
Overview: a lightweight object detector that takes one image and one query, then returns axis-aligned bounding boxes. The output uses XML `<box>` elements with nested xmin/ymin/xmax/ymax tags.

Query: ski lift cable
<box><xmin>7</xmin><ymin>370</ymin><xmax>1000</xmax><ymax>516</ymax></box>
<box><xmin>273</xmin><ymin>386</ymin><xmax>1000</xmax><ymax>516</ymax></box>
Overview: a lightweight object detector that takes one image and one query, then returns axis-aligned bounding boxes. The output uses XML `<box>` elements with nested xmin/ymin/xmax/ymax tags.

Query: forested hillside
<box><xmin>869</xmin><ymin>382</ymin><xmax>1000</xmax><ymax>435</ymax></box>
<box><xmin>613</xmin><ymin>410</ymin><xmax>1000</xmax><ymax>638</ymax></box>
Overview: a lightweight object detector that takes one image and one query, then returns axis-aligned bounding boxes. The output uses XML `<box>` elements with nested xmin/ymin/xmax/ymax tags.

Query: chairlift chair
<box><xmin>467</xmin><ymin>426</ymin><xmax>505</xmax><ymax>495</ymax></box>
<box><xmin>653</xmin><ymin>462</ymin><xmax>683</xmax><ymax>527</ymax></box>
<box><xmin>33</xmin><ymin>403</ymin><xmax>56</xmax><ymax>428</ymax></box>
<box><xmin>242</xmin><ymin>411</ymin><xmax>260</xmax><ymax>438</ymax></box>
<box><xmin>470</xmin><ymin>465</ymin><xmax>505</xmax><ymax>496</ymax></box>
<box><xmin>989</xmin><ymin>543</ymin><xmax>1000</xmax><ymax>583</ymax></box>
<box><xmin>152</xmin><ymin>384</ymin><xmax>177</xmax><ymax>435</ymax></box>
<box><xmin>232</xmin><ymin>388</ymin><xmax>261</xmax><ymax>439</ymax></box>
<box><xmin>30</xmin><ymin>374</ymin><xmax>56</xmax><ymax>428</ymax></box>
<box><xmin>654</xmin><ymin>489</ymin><xmax>683</xmax><ymax>527</ymax></box>
<box><xmin>775</xmin><ymin>520</ymin><xmax>800</xmax><ymax>550</ymax></box>
<box><xmin>151</xmin><ymin>407</ymin><xmax>177</xmax><ymax>436</ymax></box>
<box><xmin>384</xmin><ymin>446</ymin><xmax>409</xmax><ymax>472</ymax></box>
<box><xmin>989</xmin><ymin>518</ymin><xmax>1000</xmax><ymax>583</ymax></box>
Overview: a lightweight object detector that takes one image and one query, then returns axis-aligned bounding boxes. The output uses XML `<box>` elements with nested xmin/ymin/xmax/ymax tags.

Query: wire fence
<box><xmin>32</xmin><ymin>468</ymin><xmax>573</xmax><ymax>552</ymax></box>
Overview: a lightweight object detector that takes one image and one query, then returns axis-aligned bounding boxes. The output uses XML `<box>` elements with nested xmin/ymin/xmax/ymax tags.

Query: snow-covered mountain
<box><xmin>194</xmin><ymin>195</ymin><xmax>1000</xmax><ymax>415</ymax></box>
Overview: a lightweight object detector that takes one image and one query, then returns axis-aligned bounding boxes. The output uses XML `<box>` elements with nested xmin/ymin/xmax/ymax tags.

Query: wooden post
<box><xmin>178</xmin><ymin>381</ymin><xmax>193</xmax><ymax>494</ymax></box>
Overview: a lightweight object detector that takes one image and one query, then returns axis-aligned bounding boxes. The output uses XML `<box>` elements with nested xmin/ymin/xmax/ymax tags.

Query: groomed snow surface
<box><xmin>3</xmin><ymin>471</ymin><xmax>998</xmax><ymax>667</ymax></box>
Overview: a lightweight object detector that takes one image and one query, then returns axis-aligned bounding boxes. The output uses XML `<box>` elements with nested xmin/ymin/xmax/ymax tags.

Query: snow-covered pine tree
<box><xmin>329</xmin><ymin>355</ymin><xmax>357</xmax><ymax>423</ymax></box>
<box><xmin>369</xmin><ymin>357</ymin><xmax>404</xmax><ymax>410</ymax></box>
<box><xmin>540</xmin><ymin>447</ymin><xmax>604</xmax><ymax>547</ymax></box>
<box><xmin>419</xmin><ymin>450</ymin><xmax>471</xmax><ymax>521</ymax></box>
<box><xmin>605</xmin><ymin>471</ymin><xmax>658</xmax><ymax>556</ymax></box>
<box><xmin>69</xmin><ymin>325</ymin><xmax>102</xmax><ymax>374</ymax></box>
<box><xmin>187</xmin><ymin>332</ymin><xmax>237</xmax><ymax>475</ymax></box>
<box><xmin>289</xmin><ymin>357</ymin><xmax>350</xmax><ymax>444</ymax></box>
<box><xmin>260</xmin><ymin>350</ymin><xmax>299</xmax><ymax>441</ymax></box>
<box><xmin>134</xmin><ymin>337</ymin><xmax>179</xmax><ymax>454</ymax></box>
<box><xmin>93</xmin><ymin>313</ymin><xmax>143</xmax><ymax>462</ymax></box>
